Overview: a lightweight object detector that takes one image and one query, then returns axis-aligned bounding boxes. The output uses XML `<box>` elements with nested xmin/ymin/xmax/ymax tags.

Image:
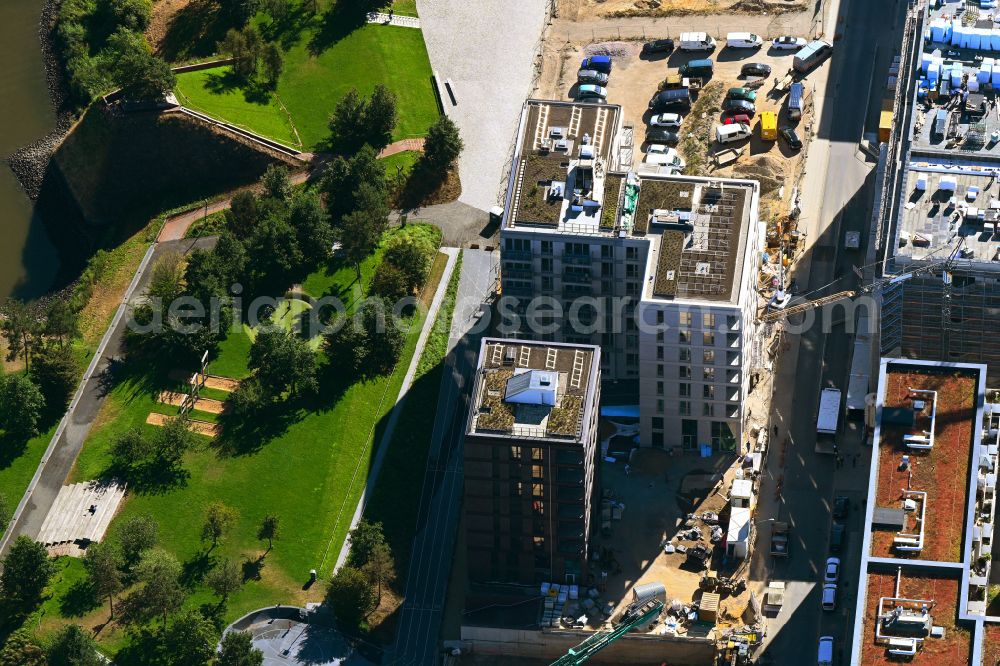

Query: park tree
<box><xmin>215</xmin><ymin>231</ymin><xmax>250</xmax><ymax>285</ymax></box>
<box><xmin>154</xmin><ymin>416</ymin><xmax>197</xmax><ymax>467</ymax></box>
<box><xmin>227</xmin><ymin>376</ymin><xmax>265</xmax><ymax>417</ymax></box>
<box><xmin>117</xmin><ymin>513</ymin><xmax>159</xmax><ymax>567</ymax></box>
<box><xmin>362</xmin><ymin>542</ymin><xmax>395</xmax><ymax>606</ymax></box>
<box><xmin>0</xmin><ymin>374</ymin><xmax>45</xmax><ymax>440</ymax></box>
<box><xmin>31</xmin><ymin>342</ymin><xmax>78</xmax><ymax>413</ymax></box>
<box><xmin>364</xmin><ymin>84</ymin><xmax>398</xmax><ymax>150</ymax></box>
<box><xmin>1</xmin><ymin>536</ymin><xmax>54</xmax><ymax>607</ymax></box>
<box><xmin>109</xmin><ymin>0</ymin><xmax>153</xmax><ymax>31</ymax></box>
<box><xmin>262</xmin><ymin>164</ymin><xmax>292</xmax><ymax>202</ymax></box>
<box><xmin>107</xmin><ymin>29</ymin><xmax>175</xmax><ymax>100</ymax></box>
<box><xmin>383</xmin><ymin>234</ymin><xmax>434</xmax><ymax>295</ymax></box>
<box><xmin>248</xmin><ymin>329</ymin><xmax>318</xmax><ymax>399</ymax></box>
<box><xmin>206</xmin><ymin>558</ymin><xmax>242</xmax><ymax>604</ymax></box>
<box><xmin>128</xmin><ymin>548</ymin><xmax>184</xmax><ymax>626</ymax></box>
<box><xmin>329</xmin><ymin>88</ymin><xmax>368</xmax><ymax>153</ymax></box>
<box><xmin>262</xmin><ymin>0</ymin><xmax>289</xmax><ymax>20</ymax></box>
<box><xmin>370</xmin><ymin>262</ymin><xmax>410</xmax><ymax>303</ymax></box>
<box><xmin>1</xmin><ymin>298</ymin><xmax>40</xmax><ymax>368</ymax></box>
<box><xmin>248</xmin><ymin>214</ymin><xmax>303</xmax><ymax>285</ymax></box>
<box><xmin>217</xmin><ymin>0</ymin><xmax>260</xmax><ymax>24</ymax></box>
<box><xmin>327</xmin><ymin>298</ymin><xmax>404</xmax><ymax>376</ymax></box>
<box><xmin>219</xmin><ymin>27</ymin><xmax>262</xmax><ymax>79</ymax></box>
<box><xmin>183</xmin><ymin>250</ymin><xmax>228</xmax><ymax>304</ymax></box>
<box><xmin>109</xmin><ymin>428</ymin><xmax>151</xmax><ymax>476</ymax></box>
<box><xmin>327</xmin><ymin>566</ymin><xmax>376</xmax><ymax>627</ymax></box>
<box><xmin>257</xmin><ymin>513</ymin><xmax>280</xmax><ymax>554</ymax></box>
<box><xmin>226</xmin><ymin>191</ymin><xmax>259</xmax><ymax>239</ymax></box>
<box><xmin>46</xmin><ymin>624</ymin><xmax>103</xmax><ymax>666</ymax></box>
<box><xmin>0</xmin><ymin>629</ymin><xmax>46</xmax><ymax>666</ymax></box>
<box><xmin>322</xmin><ymin>145</ymin><xmax>386</xmax><ymax>220</ymax></box>
<box><xmin>217</xmin><ymin>630</ymin><xmax>264</xmax><ymax>666</ymax></box>
<box><xmin>147</xmin><ymin>251</ymin><xmax>186</xmax><ymax>304</ymax></box>
<box><xmin>166</xmin><ymin>610</ymin><xmax>218</xmax><ymax>665</ymax></box>
<box><xmin>84</xmin><ymin>541</ymin><xmax>123</xmax><ymax>618</ymax></box>
<box><xmin>289</xmin><ymin>190</ymin><xmax>333</xmax><ymax>266</ymax></box>
<box><xmin>262</xmin><ymin>42</ymin><xmax>284</xmax><ymax>87</ymax></box>
<box><xmin>202</xmin><ymin>501</ymin><xmax>239</xmax><ymax>549</ymax></box>
<box><xmin>422</xmin><ymin>115</ymin><xmax>464</xmax><ymax>172</ymax></box>
<box><xmin>44</xmin><ymin>299</ymin><xmax>80</xmax><ymax>346</ymax></box>
<box><xmin>347</xmin><ymin>519</ymin><xmax>386</xmax><ymax>568</ymax></box>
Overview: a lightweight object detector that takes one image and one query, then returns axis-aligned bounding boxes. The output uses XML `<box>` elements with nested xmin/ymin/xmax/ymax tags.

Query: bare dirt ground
<box><xmin>157</xmin><ymin>390</ymin><xmax>227</xmax><ymax>414</ymax></box>
<box><xmin>566</xmin><ymin>0</ymin><xmax>808</xmax><ymax>20</ymax></box>
<box><xmin>146</xmin><ymin>411</ymin><xmax>220</xmax><ymax>436</ymax></box>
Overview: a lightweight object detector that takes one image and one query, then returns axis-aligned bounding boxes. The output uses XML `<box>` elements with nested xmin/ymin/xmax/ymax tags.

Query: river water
<box><xmin>0</xmin><ymin>0</ymin><xmax>59</xmax><ymax>299</ymax></box>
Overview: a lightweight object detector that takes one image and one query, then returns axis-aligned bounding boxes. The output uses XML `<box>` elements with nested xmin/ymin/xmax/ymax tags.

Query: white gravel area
<box><xmin>416</xmin><ymin>0</ymin><xmax>549</xmax><ymax>211</ymax></box>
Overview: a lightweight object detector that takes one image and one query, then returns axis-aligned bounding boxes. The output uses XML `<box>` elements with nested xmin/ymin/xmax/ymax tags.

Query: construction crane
<box><xmin>760</xmin><ymin>237</ymin><xmax>968</xmax><ymax>325</ymax></box>
<box><xmin>549</xmin><ymin>599</ymin><xmax>664</xmax><ymax>666</ymax></box>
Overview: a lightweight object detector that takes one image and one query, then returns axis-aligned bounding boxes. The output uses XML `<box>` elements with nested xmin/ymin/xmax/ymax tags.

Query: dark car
<box><xmin>646</xmin><ymin>128</ymin><xmax>679</xmax><ymax>144</ymax></box>
<box><xmin>723</xmin><ymin>98</ymin><xmax>756</xmax><ymax>115</ymax></box>
<box><xmin>833</xmin><ymin>496</ymin><xmax>849</xmax><ymax>520</ymax></box>
<box><xmin>829</xmin><ymin>522</ymin><xmax>845</xmax><ymax>553</ymax></box>
<box><xmin>649</xmin><ymin>89</ymin><xmax>692</xmax><ymax>112</ymax></box>
<box><xmin>741</xmin><ymin>62</ymin><xmax>772</xmax><ymax>78</ymax></box>
<box><xmin>642</xmin><ymin>38</ymin><xmax>675</xmax><ymax>54</ymax></box>
<box><xmin>780</xmin><ymin>126</ymin><xmax>803</xmax><ymax>150</ymax></box>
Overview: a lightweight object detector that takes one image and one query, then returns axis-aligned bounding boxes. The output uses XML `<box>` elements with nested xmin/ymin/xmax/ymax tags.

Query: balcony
<box><xmin>727</xmin><ymin>333</ymin><xmax>740</xmax><ymax>348</ymax></box>
<box><xmin>563</xmin><ymin>270</ymin><xmax>592</xmax><ymax>284</ymax></box>
<box><xmin>728</xmin><ymin>353</ymin><xmax>741</xmax><ymax>367</ymax></box>
<box><xmin>503</xmin><ymin>268</ymin><xmax>534</xmax><ymax>281</ymax></box>
<box><xmin>728</xmin><ymin>371</ymin><xmax>741</xmax><ymax>384</ymax></box>
<box><xmin>562</xmin><ymin>253</ymin><xmax>593</xmax><ymax>266</ymax></box>
<box><xmin>557</xmin><ymin>467</ymin><xmax>585</xmax><ymax>485</ymax></box>
<box><xmin>503</xmin><ymin>249</ymin><xmax>533</xmax><ymax>260</ymax></box>
<box><xmin>503</xmin><ymin>283</ymin><xmax>534</xmax><ymax>297</ymax></box>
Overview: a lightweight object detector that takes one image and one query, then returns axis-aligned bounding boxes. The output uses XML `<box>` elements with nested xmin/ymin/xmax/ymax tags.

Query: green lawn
<box><xmin>173</xmin><ymin>16</ymin><xmax>438</xmax><ymax>150</ymax></box>
<box><xmin>59</xmin><ymin>224</ymin><xmax>443</xmax><ymax>652</ymax></box>
<box><xmin>174</xmin><ymin>69</ymin><xmax>301</xmax><ymax>148</ymax></box>
<box><xmin>380</xmin><ymin>150</ymin><xmax>421</xmax><ymax>179</ymax></box>
<box><xmin>393</xmin><ymin>0</ymin><xmax>418</xmax><ymax>16</ymax></box>
<box><xmin>0</xmin><ymin>424</ymin><xmax>58</xmax><ymax>517</ymax></box>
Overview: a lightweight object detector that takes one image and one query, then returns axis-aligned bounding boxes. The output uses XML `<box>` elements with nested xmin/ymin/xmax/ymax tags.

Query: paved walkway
<box><xmin>366</xmin><ymin>12</ymin><xmax>421</xmax><ymax>28</ymax></box>
<box><xmin>330</xmin><ymin>247</ymin><xmax>460</xmax><ymax>572</ymax></box>
<box><xmin>0</xmin><ymin>238</ymin><xmax>218</xmax><ymax>557</ymax></box>
<box><xmin>378</xmin><ymin>138</ymin><xmax>425</xmax><ymax>158</ymax></box>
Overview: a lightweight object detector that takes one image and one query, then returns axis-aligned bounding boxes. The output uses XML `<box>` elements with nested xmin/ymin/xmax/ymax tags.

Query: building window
<box><xmin>703</xmin><ymin>403</ymin><xmax>714</xmax><ymax>417</ymax></box>
<box><xmin>703</xmin><ymin>332</ymin><xmax>715</xmax><ymax>346</ymax></box>
<box><xmin>657</xmin><ymin>381</ymin><xmax>664</xmax><ymax>396</ymax></box>
<box><xmin>704</xmin><ymin>385</ymin><xmax>715</xmax><ymax>399</ymax></box>
<box><xmin>541</xmin><ymin>241</ymin><xmax>553</xmax><ymax>255</ymax></box>
<box><xmin>703</xmin><ymin>350</ymin><xmax>715</xmax><ymax>364</ymax></box>
<box><xmin>532</xmin><ymin>448</ymin><xmax>544</xmax><ymax>460</ymax></box>
<box><xmin>679</xmin><ymin>329</ymin><xmax>691</xmax><ymax>344</ymax></box>
<box><xmin>601</xmin><ymin>245</ymin><xmax>612</xmax><ymax>258</ymax></box>
<box><xmin>626</xmin><ymin>247</ymin><xmax>638</xmax><ymax>260</ymax></box>
<box><xmin>532</xmin><ymin>464</ymin><xmax>544</xmax><ymax>479</ymax></box>
<box><xmin>703</xmin><ymin>313</ymin><xmax>716</xmax><ymax>329</ymax></box>
<box><xmin>680</xmin><ymin>401</ymin><xmax>691</xmax><ymax>416</ymax></box>
<box><xmin>626</xmin><ymin>353</ymin><xmax>639</xmax><ymax>367</ymax></box>
<box><xmin>542</xmin><ymin>276</ymin><xmax>553</xmax><ymax>290</ymax></box>
<box><xmin>679</xmin><ymin>366</ymin><xmax>691</xmax><ymax>379</ymax></box>
<box><xmin>513</xmin><ymin>481</ymin><xmax>523</xmax><ymax>497</ymax></box>
<box><xmin>679</xmin><ymin>383</ymin><xmax>691</xmax><ymax>397</ymax></box>
<box><xmin>626</xmin><ymin>281</ymin><xmax>639</xmax><ymax>296</ymax></box>
<box><xmin>679</xmin><ymin>312</ymin><xmax>692</xmax><ymax>327</ymax></box>
<box><xmin>679</xmin><ymin>348</ymin><xmax>691</xmax><ymax>362</ymax></box>
<box><xmin>656</xmin><ymin>347</ymin><xmax>664</xmax><ymax>360</ymax></box>
<box><xmin>657</xmin><ymin>330</ymin><xmax>665</xmax><ymax>343</ymax></box>
<box><xmin>602</xmin><ymin>262</ymin><xmax>613</xmax><ymax>277</ymax></box>
<box><xmin>711</xmin><ymin>422</ymin><xmax>735</xmax><ymax>450</ymax></box>
<box><xmin>656</xmin><ymin>399</ymin><xmax>664</xmax><ymax>412</ymax></box>
<box><xmin>652</xmin><ymin>417</ymin><xmax>664</xmax><ymax>430</ymax></box>
<box><xmin>682</xmin><ymin>420</ymin><xmax>698</xmax><ymax>450</ymax></box>
<box><xmin>703</xmin><ymin>367</ymin><xmax>715</xmax><ymax>381</ymax></box>
<box><xmin>510</xmin><ymin>446</ymin><xmax>522</xmax><ymax>459</ymax></box>
<box><xmin>656</xmin><ymin>310</ymin><xmax>664</xmax><ymax>324</ymax></box>
<box><xmin>651</xmin><ymin>431</ymin><xmax>664</xmax><ymax>448</ymax></box>
<box><xmin>541</xmin><ymin>258</ymin><xmax>553</xmax><ymax>272</ymax></box>
<box><xmin>532</xmin><ymin>484</ymin><xmax>544</xmax><ymax>498</ymax></box>
<box><xmin>656</xmin><ymin>365</ymin><xmax>664</xmax><ymax>378</ymax></box>
<box><xmin>727</xmin><ymin>315</ymin><xmax>738</xmax><ymax>329</ymax></box>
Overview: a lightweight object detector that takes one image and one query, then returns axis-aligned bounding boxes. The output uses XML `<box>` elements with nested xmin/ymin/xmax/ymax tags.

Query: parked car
<box><xmin>724</xmin><ymin>98</ymin><xmax>756</xmax><ymax>115</ymax></box>
<box><xmin>679</xmin><ymin>32</ymin><xmax>716</xmax><ymax>52</ymax></box>
<box><xmin>649</xmin><ymin>113</ymin><xmax>683</xmax><ymax>128</ymax></box>
<box><xmin>580</xmin><ymin>55</ymin><xmax>613</xmax><ymax>74</ymax></box>
<box><xmin>724</xmin><ymin>114</ymin><xmax>751</xmax><ymax>125</ymax></box>
<box><xmin>829</xmin><ymin>522</ymin><xmax>845</xmax><ymax>553</ymax></box>
<box><xmin>726</xmin><ymin>32</ymin><xmax>763</xmax><ymax>49</ymax></box>
<box><xmin>646</xmin><ymin>129</ymin><xmax>680</xmax><ymax>145</ymax></box>
<box><xmin>577</xmin><ymin>69</ymin><xmax>609</xmax><ymax>85</ymax></box>
<box><xmin>727</xmin><ymin>87</ymin><xmax>758</xmax><ymax>103</ymax></box>
<box><xmin>647</xmin><ymin>143</ymin><xmax>672</xmax><ymax>154</ymax></box>
<box><xmin>741</xmin><ymin>62</ymin><xmax>772</xmax><ymax>78</ymax></box>
<box><xmin>821</xmin><ymin>583</ymin><xmax>837</xmax><ymax>612</ymax></box>
<box><xmin>644</xmin><ymin>146</ymin><xmax>685</xmax><ymax>169</ymax></box>
<box><xmin>642</xmin><ymin>38</ymin><xmax>675</xmax><ymax>54</ymax></box>
<box><xmin>818</xmin><ymin>636</ymin><xmax>834</xmax><ymax>666</ymax></box>
<box><xmin>577</xmin><ymin>84</ymin><xmax>607</xmax><ymax>100</ymax></box>
<box><xmin>716</xmin><ymin>123</ymin><xmax>751</xmax><ymax>144</ymax></box>
<box><xmin>772</xmin><ymin>35</ymin><xmax>807</xmax><ymax>51</ymax></box>
<box><xmin>679</xmin><ymin>58</ymin><xmax>714</xmax><ymax>78</ymax></box>
<box><xmin>649</xmin><ymin>89</ymin><xmax>692</xmax><ymax>111</ymax></box>
<box><xmin>780</xmin><ymin>126</ymin><xmax>803</xmax><ymax>150</ymax></box>
<box><xmin>824</xmin><ymin>557</ymin><xmax>841</xmax><ymax>584</ymax></box>
<box><xmin>833</xmin><ymin>496</ymin><xmax>850</xmax><ymax>519</ymax></box>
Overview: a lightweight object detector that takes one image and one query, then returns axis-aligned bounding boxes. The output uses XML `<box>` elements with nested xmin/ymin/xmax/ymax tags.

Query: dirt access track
<box><xmin>556</xmin><ymin>0</ymin><xmax>812</xmax><ymax>22</ymax></box>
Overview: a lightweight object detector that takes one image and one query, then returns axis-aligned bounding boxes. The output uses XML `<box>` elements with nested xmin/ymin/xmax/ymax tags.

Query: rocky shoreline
<box><xmin>6</xmin><ymin>0</ymin><xmax>74</xmax><ymax>201</ymax></box>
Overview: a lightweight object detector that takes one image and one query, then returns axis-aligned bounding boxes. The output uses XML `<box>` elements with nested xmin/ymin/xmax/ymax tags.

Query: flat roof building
<box><xmin>500</xmin><ymin>99</ymin><xmax>764</xmax><ymax>453</ymax></box>
<box><xmin>464</xmin><ymin>338</ymin><xmax>601</xmax><ymax>586</ymax></box>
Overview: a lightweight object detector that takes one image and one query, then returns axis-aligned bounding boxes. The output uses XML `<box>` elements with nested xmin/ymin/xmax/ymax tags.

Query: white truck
<box><xmin>817</xmin><ymin>388</ymin><xmax>842</xmax><ymax>436</ymax></box>
<box><xmin>679</xmin><ymin>32</ymin><xmax>717</xmax><ymax>52</ymax></box>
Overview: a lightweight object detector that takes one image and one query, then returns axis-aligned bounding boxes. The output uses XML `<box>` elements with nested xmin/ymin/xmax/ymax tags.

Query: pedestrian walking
<box><xmin>388</xmin><ymin>8</ymin><xmax>394</xmax><ymax>21</ymax></box>
<box><xmin>772</xmin><ymin>424</ymin><xmax>778</xmax><ymax>438</ymax></box>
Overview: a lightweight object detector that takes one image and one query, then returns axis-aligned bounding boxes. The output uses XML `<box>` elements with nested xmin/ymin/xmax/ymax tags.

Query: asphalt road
<box><xmin>391</xmin><ymin>249</ymin><xmax>497</xmax><ymax>665</ymax></box>
<box><xmin>752</xmin><ymin>0</ymin><xmax>908</xmax><ymax>662</ymax></box>
<box><xmin>1</xmin><ymin>238</ymin><xmax>216</xmax><ymax>555</ymax></box>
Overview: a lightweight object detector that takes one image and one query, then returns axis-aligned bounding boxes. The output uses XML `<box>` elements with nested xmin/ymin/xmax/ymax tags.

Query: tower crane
<box><xmin>548</xmin><ymin>599</ymin><xmax>664</xmax><ymax>666</ymax></box>
<box><xmin>759</xmin><ymin>237</ymin><xmax>968</xmax><ymax>325</ymax></box>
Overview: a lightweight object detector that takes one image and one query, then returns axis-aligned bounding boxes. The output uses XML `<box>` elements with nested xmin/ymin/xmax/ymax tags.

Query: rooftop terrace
<box><xmin>871</xmin><ymin>363</ymin><xmax>979</xmax><ymax>562</ymax></box>
<box><xmin>468</xmin><ymin>339</ymin><xmax>597</xmax><ymax>441</ymax></box>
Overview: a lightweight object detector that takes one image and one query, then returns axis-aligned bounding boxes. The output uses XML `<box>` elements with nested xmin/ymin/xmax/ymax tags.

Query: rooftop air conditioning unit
<box><xmin>555</xmin><ymin>139</ymin><xmax>569</xmax><ymax>151</ymax></box>
<box><xmin>550</xmin><ymin>127</ymin><xmax>566</xmax><ymax>139</ymax></box>
<box><xmin>903</xmin><ymin>498</ymin><xmax>918</xmax><ymax>512</ymax></box>
<box><xmin>503</xmin><ymin>346</ymin><xmax>516</xmax><ymax>365</ymax></box>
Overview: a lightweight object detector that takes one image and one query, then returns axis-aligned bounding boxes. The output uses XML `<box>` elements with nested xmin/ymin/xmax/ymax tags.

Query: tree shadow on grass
<box><xmin>158</xmin><ymin>0</ymin><xmax>234</xmax><ymax>62</ymax></box>
<box><xmin>213</xmin><ymin>402</ymin><xmax>299</xmax><ymax>457</ymax></box>
<box><xmin>241</xmin><ymin>556</ymin><xmax>264</xmax><ymax>582</ymax></box>
<box><xmin>0</xmin><ymin>434</ymin><xmax>30</xmax><ymax>472</ymax></box>
<box><xmin>397</xmin><ymin>163</ymin><xmax>448</xmax><ymax>211</ymax></box>
<box><xmin>202</xmin><ymin>70</ymin><xmax>274</xmax><ymax>106</ymax></box>
<box><xmin>181</xmin><ymin>549</ymin><xmax>216</xmax><ymax>588</ymax></box>
<box><xmin>59</xmin><ymin>579</ymin><xmax>101</xmax><ymax>618</ymax></box>
<box><xmin>261</xmin><ymin>3</ymin><xmax>318</xmax><ymax>51</ymax></box>
<box><xmin>307</xmin><ymin>1</ymin><xmax>375</xmax><ymax>55</ymax></box>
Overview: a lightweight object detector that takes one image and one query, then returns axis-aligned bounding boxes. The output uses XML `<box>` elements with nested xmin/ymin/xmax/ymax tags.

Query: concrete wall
<box><xmin>460</xmin><ymin>625</ymin><xmax>716</xmax><ymax>665</ymax></box>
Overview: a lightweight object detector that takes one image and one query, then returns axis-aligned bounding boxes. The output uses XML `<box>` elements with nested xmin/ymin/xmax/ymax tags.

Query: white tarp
<box><xmin>979</xmin><ymin>62</ymin><xmax>992</xmax><ymax>83</ymax></box>
<box><xmin>817</xmin><ymin>388</ymin><xmax>841</xmax><ymax>435</ymax></box>
<box><xmin>992</xmin><ymin>33</ymin><xmax>1000</xmax><ymax>51</ymax></box>
<box><xmin>941</xmin><ymin>175</ymin><xmax>958</xmax><ymax>191</ymax></box>
<box><xmin>971</xmin><ymin>30</ymin><xmax>982</xmax><ymax>50</ymax></box>
<box><xmin>726</xmin><ymin>507</ymin><xmax>751</xmax><ymax>559</ymax></box>
<box><xmin>929</xmin><ymin>62</ymin><xmax>941</xmax><ymax>82</ymax></box>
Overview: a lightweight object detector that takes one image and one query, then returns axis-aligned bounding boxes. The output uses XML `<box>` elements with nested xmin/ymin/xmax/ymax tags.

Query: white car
<box><xmin>727</xmin><ymin>32</ymin><xmax>763</xmax><ymax>49</ymax></box>
<box><xmin>647</xmin><ymin>143</ymin><xmax>670</xmax><ymax>155</ymax></box>
<box><xmin>821</xmin><ymin>583</ymin><xmax>837</xmax><ymax>611</ymax></box>
<box><xmin>824</xmin><ymin>557</ymin><xmax>841</xmax><ymax>584</ymax></box>
<box><xmin>772</xmin><ymin>36</ymin><xmax>807</xmax><ymax>51</ymax></box>
<box><xmin>650</xmin><ymin>113</ymin><xmax>683</xmax><ymax>129</ymax></box>
<box><xmin>644</xmin><ymin>147</ymin><xmax>685</xmax><ymax>169</ymax></box>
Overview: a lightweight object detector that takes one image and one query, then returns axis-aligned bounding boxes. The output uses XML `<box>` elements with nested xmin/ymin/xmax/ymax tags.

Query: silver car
<box><xmin>577</xmin><ymin>69</ymin><xmax>609</xmax><ymax>85</ymax></box>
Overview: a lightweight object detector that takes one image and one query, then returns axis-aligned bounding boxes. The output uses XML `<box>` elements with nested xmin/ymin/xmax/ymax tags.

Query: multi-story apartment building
<box><xmin>498</xmin><ymin>99</ymin><xmax>763</xmax><ymax>452</ymax></box>
<box><xmin>463</xmin><ymin>338</ymin><xmax>601</xmax><ymax>586</ymax></box>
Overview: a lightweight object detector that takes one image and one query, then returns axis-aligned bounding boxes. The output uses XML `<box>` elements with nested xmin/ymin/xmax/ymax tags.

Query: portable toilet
<box><xmin>760</xmin><ymin>111</ymin><xmax>778</xmax><ymax>140</ymax></box>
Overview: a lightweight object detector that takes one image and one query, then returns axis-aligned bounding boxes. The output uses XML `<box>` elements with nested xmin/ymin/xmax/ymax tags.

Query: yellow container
<box><xmin>760</xmin><ymin>111</ymin><xmax>778</xmax><ymax>141</ymax></box>
<box><xmin>879</xmin><ymin>110</ymin><xmax>893</xmax><ymax>143</ymax></box>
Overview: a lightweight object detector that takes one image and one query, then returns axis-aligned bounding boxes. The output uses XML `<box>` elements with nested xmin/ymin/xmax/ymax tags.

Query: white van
<box><xmin>679</xmin><ymin>32</ymin><xmax>717</xmax><ymax>52</ymax></box>
<box><xmin>821</xmin><ymin>583</ymin><xmax>837</xmax><ymax>611</ymax></box>
<box><xmin>818</xmin><ymin>636</ymin><xmax>834</xmax><ymax>666</ymax></box>
<box><xmin>716</xmin><ymin>123</ymin><xmax>752</xmax><ymax>144</ymax></box>
<box><xmin>644</xmin><ymin>147</ymin><xmax>686</xmax><ymax>169</ymax></box>
<box><xmin>727</xmin><ymin>32</ymin><xmax>763</xmax><ymax>49</ymax></box>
